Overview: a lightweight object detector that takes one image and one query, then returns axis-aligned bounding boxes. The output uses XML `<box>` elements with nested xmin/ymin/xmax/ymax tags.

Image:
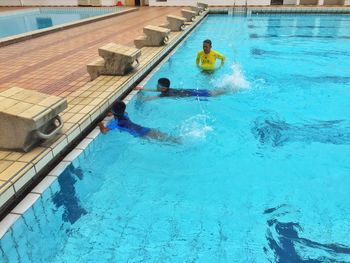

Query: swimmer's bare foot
<box><xmin>97</xmin><ymin>122</ymin><xmax>109</xmax><ymax>134</ymax></box>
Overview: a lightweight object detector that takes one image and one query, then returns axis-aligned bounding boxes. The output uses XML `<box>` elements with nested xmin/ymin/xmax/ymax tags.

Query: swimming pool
<box><xmin>0</xmin><ymin>7</ymin><xmax>125</xmax><ymax>38</ymax></box>
<box><xmin>1</xmin><ymin>13</ymin><xmax>350</xmax><ymax>262</ymax></box>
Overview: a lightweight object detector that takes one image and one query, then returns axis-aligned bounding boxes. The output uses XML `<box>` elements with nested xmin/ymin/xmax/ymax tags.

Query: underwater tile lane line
<box><xmin>0</xmin><ymin>7</ymin><xmax>183</xmax><ymax>96</ymax></box>
<box><xmin>0</xmin><ymin>7</ymin><xmax>138</xmax><ymax>48</ymax></box>
<box><xmin>0</xmin><ymin>10</ymin><xmax>209</xmax><ymax>236</ymax></box>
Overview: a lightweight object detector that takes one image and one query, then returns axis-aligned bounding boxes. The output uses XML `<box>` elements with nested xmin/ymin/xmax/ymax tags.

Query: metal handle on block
<box><xmin>36</xmin><ymin>116</ymin><xmax>63</xmax><ymax>140</ymax></box>
<box><xmin>132</xmin><ymin>59</ymin><xmax>140</xmax><ymax>69</ymax></box>
<box><xmin>163</xmin><ymin>36</ymin><xmax>170</xmax><ymax>45</ymax></box>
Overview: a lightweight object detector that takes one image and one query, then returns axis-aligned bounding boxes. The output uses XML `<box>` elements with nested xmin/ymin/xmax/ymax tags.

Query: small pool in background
<box><xmin>1</xmin><ymin>13</ymin><xmax>350</xmax><ymax>262</ymax></box>
<box><xmin>0</xmin><ymin>7</ymin><xmax>125</xmax><ymax>38</ymax></box>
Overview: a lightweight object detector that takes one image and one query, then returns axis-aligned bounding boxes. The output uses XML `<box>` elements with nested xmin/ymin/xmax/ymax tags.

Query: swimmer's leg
<box><xmin>146</xmin><ymin>129</ymin><xmax>181</xmax><ymax>144</ymax></box>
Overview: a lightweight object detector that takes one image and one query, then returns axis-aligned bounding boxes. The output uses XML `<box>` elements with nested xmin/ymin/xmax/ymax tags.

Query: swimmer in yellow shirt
<box><xmin>196</xmin><ymin>39</ymin><xmax>225</xmax><ymax>71</ymax></box>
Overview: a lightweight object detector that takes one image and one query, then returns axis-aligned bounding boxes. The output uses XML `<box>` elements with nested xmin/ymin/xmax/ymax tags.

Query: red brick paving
<box><xmin>0</xmin><ymin>7</ymin><xmax>183</xmax><ymax>96</ymax></box>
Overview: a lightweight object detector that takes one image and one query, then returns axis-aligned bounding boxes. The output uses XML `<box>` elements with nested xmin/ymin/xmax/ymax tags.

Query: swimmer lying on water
<box><xmin>134</xmin><ymin>78</ymin><xmax>230</xmax><ymax>101</ymax></box>
<box><xmin>98</xmin><ymin>100</ymin><xmax>180</xmax><ymax>144</ymax></box>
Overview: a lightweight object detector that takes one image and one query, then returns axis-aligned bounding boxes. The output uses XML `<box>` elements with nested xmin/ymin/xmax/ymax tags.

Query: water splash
<box><xmin>212</xmin><ymin>63</ymin><xmax>250</xmax><ymax>91</ymax></box>
<box><xmin>179</xmin><ymin>114</ymin><xmax>213</xmax><ymax>140</ymax></box>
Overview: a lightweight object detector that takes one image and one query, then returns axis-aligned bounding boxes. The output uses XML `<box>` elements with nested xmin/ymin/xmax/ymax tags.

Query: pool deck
<box><xmin>1</xmin><ymin>4</ymin><xmax>350</xmax><ymax>222</ymax></box>
<box><xmin>0</xmin><ymin>7</ymin><xmax>183</xmax><ymax>96</ymax></box>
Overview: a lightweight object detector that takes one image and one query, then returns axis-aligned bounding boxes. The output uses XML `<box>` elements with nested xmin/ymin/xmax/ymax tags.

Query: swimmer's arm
<box><xmin>196</xmin><ymin>52</ymin><xmax>201</xmax><ymax>66</ymax></box>
<box><xmin>134</xmin><ymin>86</ymin><xmax>158</xmax><ymax>92</ymax></box>
<box><xmin>219</xmin><ymin>55</ymin><xmax>225</xmax><ymax>66</ymax></box>
<box><xmin>215</xmin><ymin>51</ymin><xmax>225</xmax><ymax>66</ymax></box>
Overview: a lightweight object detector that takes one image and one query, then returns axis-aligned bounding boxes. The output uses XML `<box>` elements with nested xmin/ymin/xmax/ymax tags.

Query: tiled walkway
<box><xmin>0</xmin><ymin>7</ymin><xmax>183</xmax><ymax>97</ymax></box>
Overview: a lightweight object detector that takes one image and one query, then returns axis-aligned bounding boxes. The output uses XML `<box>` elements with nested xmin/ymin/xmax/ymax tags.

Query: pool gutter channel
<box><xmin>0</xmin><ymin>10</ymin><xmax>209</xmax><ymax>239</ymax></box>
<box><xmin>0</xmin><ymin>7</ymin><xmax>138</xmax><ymax>48</ymax></box>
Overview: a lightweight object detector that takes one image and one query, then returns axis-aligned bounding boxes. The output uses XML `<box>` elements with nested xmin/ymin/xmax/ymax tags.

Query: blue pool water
<box><xmin>1</xmin><ymin>14</ymin><xmax>350</xmax><ymax>262</ymax></box>
<box><xmin>0</xmin><ymin>7</ymin><xmax>124</xmax><ymax>38</ymax></box>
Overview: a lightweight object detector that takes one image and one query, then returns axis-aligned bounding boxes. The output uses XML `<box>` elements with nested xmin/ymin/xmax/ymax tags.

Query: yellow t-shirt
<box><xmin>196</xmin><ymin>50</ymin><xmax>225</xmax><ymax>70</ymax></box>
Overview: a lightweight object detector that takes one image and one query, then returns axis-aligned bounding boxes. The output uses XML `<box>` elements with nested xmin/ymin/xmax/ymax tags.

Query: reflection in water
<box><xmin>252</xmin><ymin>117</ymin><xmax>350</xmax><ymax>147</ymax></box>
<box><xmin>251</xmin><ymin>48</ymin><xmax>280</xmax><ymax>57</ymax></box>
<box><xmin>52</xmin><ymin>164</ymin><xmax>87</xmax><ymax>224</ymax></box>
<box><xmin>36</xmin><ymin>17</ymin><xmax>53</xmax><ymax>29</ymax></box>
<box><xmin>263</xmin><ymin>205</ymin><xmax>350</xmax><ymax>262</ymax></box>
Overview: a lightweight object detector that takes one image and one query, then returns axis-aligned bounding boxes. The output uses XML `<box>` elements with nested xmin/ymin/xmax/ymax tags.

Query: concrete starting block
<box><xmin>181</xmin><ymin>9</ymin><xmax>197</xmax><ymax>22</ymax></box>
<box><xmin>0</xmin><ymin>87</ymin><xmax>67</xmax><ymax>152</ymax></box>
<box><xmin>197</xmin><ymin>2</ymin><xmax>209</xmax><ymax>10</ymax></box>
<box><xmin>161</xmin><ymin>15</ymin><xmax>187</xmax><ymax>32</ymax></box>
<box><xmin>99</xmin><ymin>43</ymin><xmax>141</xmax><ymax>76</ymax></box>
<box><xmin>134</xmin><ymin>25</ymin><xmax>171</xmax><ymax>49</ymax></box>
<box><xmin>87</xmin><ymin>43</ymin><xmax>141</xmax><ymax>80</ymax></box>
<box><xmin>87</xmin><ymin>57</ymin><xmax>105</xmax><ymax>81</ymax></box>
<box><xmin>190</xmin><ymin>6</ymin><xmax>204</xmax><ymax>16</ymax></box>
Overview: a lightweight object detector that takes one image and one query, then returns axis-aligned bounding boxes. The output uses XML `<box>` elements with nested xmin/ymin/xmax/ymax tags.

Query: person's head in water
<box><xmin>157</xmin><ymin>78</ymin><xmax>170</xmax><ymax>93</ymax></box>
<box><xmin>112</xmin><ymin>100</ymin><xmax>126</xmax><ymax>118</ymax></box>
<box><xmin>203</xmin><ymin>39</ymin><xmax>212</xmax><ymax>54</ymax></box>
